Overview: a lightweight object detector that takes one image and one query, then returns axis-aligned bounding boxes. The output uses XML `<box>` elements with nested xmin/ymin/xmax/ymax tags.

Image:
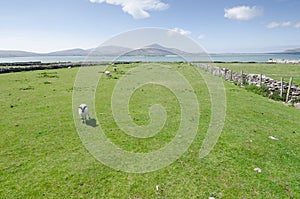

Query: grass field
<box><xmin>0</xmin><ymin>63</ymin><xmax>300</xmax><ymax>198</ymax></box>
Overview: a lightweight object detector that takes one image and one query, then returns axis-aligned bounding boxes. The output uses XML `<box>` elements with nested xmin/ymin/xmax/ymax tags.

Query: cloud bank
<box><xmin>89</xmin><ymin>0</ymin><xmax>169</xmax><ymax>19</ymax></box>
<box><xmin>224</xmin><ymin>6</ymin><xmax>263</xmax><ymax>20</ymax></box>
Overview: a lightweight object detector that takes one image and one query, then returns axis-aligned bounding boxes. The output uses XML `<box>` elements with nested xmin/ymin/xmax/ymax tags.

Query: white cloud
<box><xmin>168</xmin><ymin>28</ymin><xmax>191</xmax><ymax>36</ymax></box>
<box><xmin>89</xmin><ymin>0</ymin><xmax>169</xmax><ymax>19</ymax></box>
<box><xmin>198</xmin><ymin>34</ymin><xmax>206</xmax><ymax>40</ymax></box>
<box><xmin>267</xmin><ymin>22</ymin><xmax>280</xmax><ymax>28</ymax></box>
<box><xmin>282</xmin><ymin>21</ymin><xmax>292</xmax><ymax>27</ymax></box>
<box><xmin>224</xmin><ymin>6</ymin><xmax>263</xmax><ymax>20</ymax></box>
<box><xmin>267</xmin><ymin>21</ymin><xmax>292</xmax><ymax>28</ymax></box>
<box><xmin>295</xmin><ymin>22</ymin><xmax>300</xmax><ymax>28</ymax></box>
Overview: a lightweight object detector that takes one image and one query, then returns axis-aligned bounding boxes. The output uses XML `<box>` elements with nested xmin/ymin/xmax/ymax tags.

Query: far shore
<box><xmin>0</xmin><ymin>61</ymin><xmax>267</xmax><ymax>72</ymax></box>
<box><xmin>1</xmin><ymin>60</ymin><xmax>300</xmax><ymax>74</ymax></box>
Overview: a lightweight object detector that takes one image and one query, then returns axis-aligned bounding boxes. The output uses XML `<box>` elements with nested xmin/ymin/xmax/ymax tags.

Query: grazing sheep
<box><xmin>105</xmin><ymin>70</ymin><xmax>112</xmax><ymax>77</ymax></box>
<box><xmin>113</xmin><ymin>66</ymin><xmax>118</xmax><ymax>72</ymax></box>
<box><xmin>78</xmin><ymin>104</ymin><xmax>90</xmax><ymax>123</ymax></box>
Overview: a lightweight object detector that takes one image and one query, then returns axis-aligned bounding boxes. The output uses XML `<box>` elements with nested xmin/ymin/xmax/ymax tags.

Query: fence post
<box><xmin>286</xmin><ymin>77</ymin><xmax>293</xmax><ymax>103</ymax></box>
<box><xmin>280</xmin><ymin>77</ymin><xmax>284</xmax><ymax>98</ymax></box>
<box><xmin>260</xmin><ymin>73</ymin><xmax>262</xmax><ymax>86</ymax></box>
<box><xmin>240</xmin><ymin>70</ymin><xmax>244</xmax><ymax>86</ymax></box>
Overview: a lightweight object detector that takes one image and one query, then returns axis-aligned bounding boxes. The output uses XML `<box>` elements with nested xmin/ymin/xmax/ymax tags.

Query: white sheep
<box><xmin>78</xmin><ymin>104</ymin><xmax>90</xmax><ymax>123</ymax></box>
<box><xmin>113</xmin><ymin>66</ymin><xmax>118</xmax><ymax>72</ymax></box>
<box><xmin>105</xmin><ymin>70</ymin><xmax>112</xmax><ymax>77</ymax></box>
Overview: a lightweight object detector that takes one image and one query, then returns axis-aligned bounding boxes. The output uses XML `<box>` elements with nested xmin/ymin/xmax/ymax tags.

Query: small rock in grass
<box><xmin>268</xmin><ymin>136</ymin><xmax>279</xmax><ymax>140</ymax></box>
<box><xmin>254</xmin><ymin>167</ymin><xmax>262</xmax><ymax>173</ymax></box>
<box><xmin>294</xmin><ymin>103</ymin><xmax>300</xmax><ymax>110</ymax></box>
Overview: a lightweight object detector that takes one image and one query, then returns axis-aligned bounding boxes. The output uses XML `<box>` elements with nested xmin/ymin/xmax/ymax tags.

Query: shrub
<box><xmin>242</xmin><ymin>78</ymin><xmax>249</xmax><ymax>86</ymax></box>
<box><xmin>245</xmin><ymin>84</ymin><xmax>269</xmax><ymax>97</ymax></box>
<box><xmin>269</xmin><ymin>90</ymin><xmax>284</xmax><ymax>101</ymax></box>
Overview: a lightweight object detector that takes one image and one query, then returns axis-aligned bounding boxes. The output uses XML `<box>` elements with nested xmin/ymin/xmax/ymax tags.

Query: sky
<box><xmin>0</xmin><ymin>0</ymin><xmax>300</xmax><ymax>53</ymax></box>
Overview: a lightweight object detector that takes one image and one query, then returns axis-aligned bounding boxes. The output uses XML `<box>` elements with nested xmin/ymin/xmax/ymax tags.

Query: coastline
<box><xmin>0</xmin><ymin>53</ymin><xmax>300</xmax><ymax>63</ymax></box>
<box><xmin>1</xmin><ymin>59</ymin><xmax>300</xmax><ymax>74</ymax></box>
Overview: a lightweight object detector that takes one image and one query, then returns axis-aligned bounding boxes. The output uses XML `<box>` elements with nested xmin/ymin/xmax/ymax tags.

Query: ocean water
<box><xmin>210</xmin><ymin>53</ymin><xmax>300</xmax><ymax>62</ymax></box>
<box><xmin>0</xmin><ymin>53</ymin><xmax>299</xmax><ymax>63</ymax></box>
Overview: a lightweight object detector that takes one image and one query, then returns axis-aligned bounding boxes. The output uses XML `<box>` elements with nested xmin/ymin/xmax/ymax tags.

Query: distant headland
<box><xmin>1</xmin><ymin>44</ymin><xmax>299</xmax><ymax>58</ymax></box>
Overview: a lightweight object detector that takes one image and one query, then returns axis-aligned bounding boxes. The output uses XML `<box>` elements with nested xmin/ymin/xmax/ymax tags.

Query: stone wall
<box><xmin>194</xmin><ymin>63</ymin><xmax>300</xmax><ymax>103</ymax></box>
<box><xmin>0</xmin><ymin>62</ymin><xmax>99</xmax><ymax>74</ymax></box>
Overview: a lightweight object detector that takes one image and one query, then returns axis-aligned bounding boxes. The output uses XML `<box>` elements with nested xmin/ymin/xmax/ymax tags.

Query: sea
<box><xmin>0</xmin><ymin>53</ymin><xmax>300</xmax><ymax>63</ymax></box>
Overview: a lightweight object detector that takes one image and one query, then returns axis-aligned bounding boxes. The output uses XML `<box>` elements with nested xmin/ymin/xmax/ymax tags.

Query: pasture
<box><xmin>0</xmin><ymin>62</ymin><xmax>299</xmax><ymax>198</ymax></box>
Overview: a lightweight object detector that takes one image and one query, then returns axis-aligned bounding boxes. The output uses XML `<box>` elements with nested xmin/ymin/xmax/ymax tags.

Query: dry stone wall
<box><xmin>0</xmin><ymin>62</ymin><xmax>97</xmax><ymax>74</ymax></box>
<box><xmin>194</xmin><ymin>63</ymin><xmax>300</xmax><ymax>103</ymax></box>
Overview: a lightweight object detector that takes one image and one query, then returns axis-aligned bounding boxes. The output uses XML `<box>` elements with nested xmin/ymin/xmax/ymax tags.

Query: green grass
<box><xmin>0</xmin><ymin>63</ymin><xmax>300</xmax><ymax>198</ymax></box>
<box><xmin>211</xmin><ymin>62</ymin><xmax>300</xmax><ymax>85</ymax></box>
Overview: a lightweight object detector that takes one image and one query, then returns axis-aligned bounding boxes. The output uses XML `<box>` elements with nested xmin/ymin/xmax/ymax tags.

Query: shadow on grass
<box><xmin>86</xmin><ymin>118</ymin><xmax>98</xmax><ymax>127</ymax></box>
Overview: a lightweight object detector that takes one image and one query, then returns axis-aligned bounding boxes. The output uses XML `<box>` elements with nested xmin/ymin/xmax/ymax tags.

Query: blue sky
<box><xmin>0</xmin><ymin>0</ymin><xmax>299</xmax><ymax>53</ymax></box>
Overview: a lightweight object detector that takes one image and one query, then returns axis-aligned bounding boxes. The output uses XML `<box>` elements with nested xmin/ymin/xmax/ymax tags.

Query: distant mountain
<box><xmin>0</xmin><ymin>44</ymin><xmax>198</xmax><ymax>58</ymax></box>
<box><xmin>145</xmin><ymin>43</ymin><xmax>196</xmax><ymax>55</ymax></box>
<box><xmin>44</xmin><ymin>46</ymin><xmax>133</xmax><ymax>56</ymax></box>
<box><xmin>90</xmin><ymin>46</ymin><xmax>133</xmax><ymax>56</ymax></box>
<box><xmin>126</xmin><ymin>48</ymin><xmax>172</xmax><ymax>56</ymax></box>
<box><xmin>126</xmin><ymin>44</ymin><xmax>174</xmax><ymax>56</ymax></box>
<box><xmin>283</xmin><ymin>48</ymin><xmax>300</xmax><ymax>54</ymax></box>
<box><xmin>46</xmin><ymin>48</ymin><xmax>90</xmax><ymax>56</ymax></box>
<box><xmin>2</xmin><ymin>45</ymin><xmax>300</xmax><ymax>58</ymax></box>
<box><xmin>125</xmin><ymin>43</ymin><xmax>197</xmax><ymax>56</ymax></box>
<box><xmin>0</xmin><ymin>50</ymin><xmax>39</xmax><ymax>58</ymax></box>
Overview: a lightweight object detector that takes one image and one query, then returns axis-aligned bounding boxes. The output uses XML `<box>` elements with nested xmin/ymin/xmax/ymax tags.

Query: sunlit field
<box><xmin>0</xmin><ymin>63</ymin><xmax>299</xmax><ymax>198</ymax></box>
